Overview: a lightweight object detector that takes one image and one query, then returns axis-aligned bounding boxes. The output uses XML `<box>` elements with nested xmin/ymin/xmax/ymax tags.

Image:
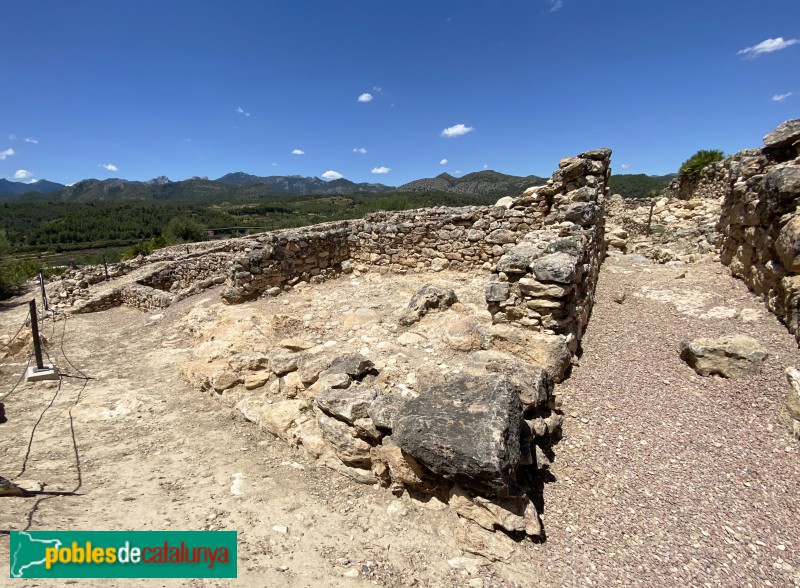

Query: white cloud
<box><xmin>24</xmin><ymin>137</ymin><xmax>38</xmax><ymax>144</ymax></box>
<box><xmin>548</xmin><ymin>0</ymin><xmax>563</xmax><ymax>12</ymax></box>
<box><xmin>272</xmin><ymin>162</ymin><xmax>279</xmax><ymax>166</ymax></box>
<box><xmin>621</xmin><ymin>163</ymin><xmax>631</xmax><ymax>170</ymax></box>
<box><xmin>353</xmin><ymin>147</ymin><xmax>367</xmax><ymax>154</ymax></box>
<box><xmin>738</xmin><ymin>37</ymin><xmax>799</xmax><ymax>58</ymax></box>
<box><xmin>236</xmin><ymin>106</ymin><xmax>251</xmax><ymax>117</ymax></box>
<box><xmin>454</xmin><ymin>170</ymin><xmax>462</xmax><ymax>174</ymax></box>
<box><xmin>357</xmin><ymin>93</ymin><xmax>373</xmax><ymax>103</ymax></box>
<box><xmin>483</xmin><ymin>164</ymin><xmax>489</xmax><ymax>169</ymax></box>
<box><xmin>372</xmin><ymin>86</ymin><xmax>383</xmax><ymax>93</ymax></box>
<box><xmin>371</xmin><ymin>166</ymin><xmax>391</xmax><ymax>174</ymax></box>
<box><xmin>322</xmin><ymin>170</ymin><xmax>344</xmax><ymax>180</ymax></box>
<box><xmin>99</xmin><ymin>163</ymin><xmax>118</xmax><ymax>172</ymax></box>
<box><xmin>0</xmin><ymin>148</ymin><xmax>14</xmax><ymax>160</ymax></box>
<box><xmin>772</xmin><ymin>92</ymin><xmax>793</xmax><ymax>103</ymax></box>
<box><xmin>440</xmin><ymin>159</ymin><xmax>448</xmax><ymax>165</ymax></box>
<box><xmin>441</xmin><ymin>123</ymin><xmax>475</xmax><ymax>138</ymax></box>
<box><xmin>291</xmin><ymin>149</ymin><xmax>305</xmax><ymax>155</ymax></box>
<box><xmin>14</xmin><ymin>169</ymin><xmax>33</xmax><ymax>180</ymax></box>
<box><xmin>8</xmin><ymin>134</ymin><xmax>16</xmax><ymax>140</ymax></box>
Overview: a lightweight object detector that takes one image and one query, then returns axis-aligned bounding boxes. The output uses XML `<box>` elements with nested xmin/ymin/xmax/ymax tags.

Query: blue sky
<box><xmin>2</xmin><ymin>0</ymin><xmax>798</xmax><ymax>186</ymax></box>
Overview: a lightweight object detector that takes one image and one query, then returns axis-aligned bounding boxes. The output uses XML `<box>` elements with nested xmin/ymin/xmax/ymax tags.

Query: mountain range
<box><xmin>0</xmin><ymin>169</ymin><xmax>675</xmax><ymax>202</ymax></box>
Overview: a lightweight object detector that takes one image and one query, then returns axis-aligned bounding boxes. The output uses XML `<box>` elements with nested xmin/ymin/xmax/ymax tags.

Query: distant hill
<box><xmin>398</xmin><ymin>170</ymin><xmax>547</xmax><ymax>198</ymax></box>
<box><xmin>609</xmin><ymin>173</ymin><xmax>676</xmax><ymax>199</ymax></box>
<box><xmin>0</xmin><ymin>178</ymin><xmax>66</xmax><ymax>198</ymax></box>
<box><xmin>17</xmin><ymin>177</ymin><xmax>286</xmax><ymax>205</ymax></box>
<box><xmin>216</xmin><ymin>172</ymin><xmax>394</xmax><ymax>195</ymax></box>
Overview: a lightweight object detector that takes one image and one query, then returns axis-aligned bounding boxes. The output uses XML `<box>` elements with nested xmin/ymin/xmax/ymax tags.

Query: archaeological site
<box><xmin>2</xmin><ymin>120</ymin><xmax>800</xmax><ymax>586</ymax></box>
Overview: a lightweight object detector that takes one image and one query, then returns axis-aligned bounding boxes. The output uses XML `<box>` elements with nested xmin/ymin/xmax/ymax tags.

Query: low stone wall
<box><xmin>604</xmin><ymin>193</ymin><xmax>722</xmax><ymax>263</ymax></box>
<box><xmin>485</xmin><ymin>149</ymin><xmax>611</xmax><ymax>350</ymax></box>
<box><xmin>642</xmin><ymin>120</ymin><xmax>800</xmax><ymax>344</ymax></box>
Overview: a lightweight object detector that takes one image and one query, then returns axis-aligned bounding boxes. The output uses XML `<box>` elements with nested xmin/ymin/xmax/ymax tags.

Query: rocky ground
<box><xmin>1</xmin><ymin>254</ymin><xmax>799</xmax><ymax>586</ymax></box>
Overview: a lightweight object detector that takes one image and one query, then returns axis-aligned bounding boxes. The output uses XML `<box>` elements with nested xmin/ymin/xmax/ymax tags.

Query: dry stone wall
<box><xmin>485</xmin><ymin>149</ymin><xmax>611</xmax><ymax>350</ymax></box>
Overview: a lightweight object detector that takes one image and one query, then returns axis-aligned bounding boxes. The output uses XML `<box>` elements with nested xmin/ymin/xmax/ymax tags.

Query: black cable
<box><xmin>58</xmin><ymin>315</ymin><xmax>89</xmax><ymax>379</ymax></box>
<box><xmin>0</xmin><ymin>355</ymin><xmax>32</xmax><ymax>403</ymax></box>
<box><xmin>15</xmin><ymin>378</ymin><xmax>63</xmax><ymax>479</ymax></box>
<box><xmin>0</xmin><ymin>310</ymin><xmax>31</xmax><ymax>351</ymax></box>
<box><xmin>21</xmin><ymin>375</ymin><xmax>87</xmax><ymax>531</ymax></box>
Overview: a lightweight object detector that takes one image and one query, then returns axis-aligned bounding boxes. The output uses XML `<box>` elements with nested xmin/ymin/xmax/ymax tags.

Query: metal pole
<box><xmin>29</xmin><ymin>300</ymin><xmax>44</xmax><ymax>370</ymax></box>
<box><xmin>38</xmin><ymin>271</ymin><xmax>49</xmax><ymax>312</ymax></box>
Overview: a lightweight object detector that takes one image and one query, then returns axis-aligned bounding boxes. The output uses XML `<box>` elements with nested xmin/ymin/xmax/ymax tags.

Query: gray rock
<box><xmin>480</xmin><ymin>357</ymin><xmax>553</xmax><ymax>412</ymax></box>
<box><xmin>776</xmin><ymin>216</ymin><xmax>800</xmax><ymax>272</ymax></box>
<box><xmin>531</xmin><ymin>252</ymin><xmax>579</xmax><ymax>284</ymax></box>
<box><xmin>393</xmin><ymin>374</ymin><xmax>523</xmax><ymax>495</ymax></box>
<box><xmin>322</xmin><ymin>354</ymin><xmax>375</xmax><ymax>380</ymax></box>
<box><xmin>316</xmin><ymin>386</ymin><xmax>378</xmax><ymax>424</ymax></box>
<box><xmin>485</xmin><ymin>281</ymin><xmax>510</xmax><ymax>302</ymax></box>
<box><xmin>785</xmin><ymin>367</ymin><xmax>800</xmax><ymax>421</ymax></box>
<box><xmin>297</xmin><ymin>353</ymin><xmax>332</xmax><ymax>385</ymax></box>
<box><xmin>763</xmin><ymin>119</ymin><xmax>800</xmax><ymax>149</ymax></box>
<box><xmin>368</xmin><ymin>392</ymin><xmax>408</xmax><ymax>431</ymax></box>
<box><xmin>495</xmin><ymin>243</ymin><xmax>541</xmax><ymax>274</ymax></box>
<box><xmin>486</xmin><ymin>229</ymin><xmax>517</xmax><ymax>244</ymax></box>
<box><xmin>271</xmin><ymin>352</ymin><xmax>300</xmax><ymax>376</ymax></box>
<box><xmin>679</xmin><ymin>335</ymin><xmax>768</xmax><ymax>378</ymax></box>
<box><xmin>399</xmin><ymin>285</ymin><xmax>458</xmax><ymax>326</ymax></box>
<box><xmin>579</xmin><ymin>148</ymin><xmax>612</xmax><ymax>161</ymax></box>
<box><xmin>560</xmin><ymin>202</ymin><xmax>598</xmax><ymax>226</ymax></box>
<box><xmin>765</xmin><ymin>164</ymin><xmax>800</xmax><ymax>197</ymax></box>
<box><xmin>316</xmin><ymin>412</ymin><xmax>373</xmax><ymax>467</ymax></box>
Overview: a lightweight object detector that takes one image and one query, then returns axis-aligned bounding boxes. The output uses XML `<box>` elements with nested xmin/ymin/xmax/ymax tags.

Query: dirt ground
<box><xmin>1</xmin><ymin>256</ymin><xmax>799</xmax><ymax>587</ymax></box>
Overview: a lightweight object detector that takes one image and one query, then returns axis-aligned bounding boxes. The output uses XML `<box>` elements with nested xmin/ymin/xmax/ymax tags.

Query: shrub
<box><xmin>678</xmin><ymin>149</ymin><xmax>724</xmax><ymax>182</ymax></box>
<box><xmin>162</xmin><ymin>216</ymin><xmax>207</xmax><ymax>244</ymax></box>
<box><xmin>546</xmin><ymin>238</ymin><xmax>581</xmax><ymax>253</ymax></box>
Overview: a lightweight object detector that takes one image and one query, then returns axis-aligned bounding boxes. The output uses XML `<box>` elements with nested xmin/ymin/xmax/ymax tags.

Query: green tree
<box><xmin>162</xmin><ymin>216</ymin><xmax>206</xmax><ymax>244</ymax></box>
<box><xmin>678</xmin><ymin>149</ymin><xmax>725</xmax><ymax>182</ymax></box>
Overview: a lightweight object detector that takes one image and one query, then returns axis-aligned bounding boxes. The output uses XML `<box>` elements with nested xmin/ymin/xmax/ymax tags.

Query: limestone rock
<box><xmin>212</xmin><ymin>371</ymin><xmax>240</xmax><ymax>392</ymax></box>
<box><xmin>495</xmin><ymin>196</ymin><xmax>514</xmax><ymax>208</ymax></box>
<box><xmin>488</xmin><ymin>325</ymin><xmax>571</xmax><ymax>382</ymax></box>
<box><xmin>316</xmin><ymin>412</ymin><xmax>372</xmax><ymax>467</ymax></box>
<box><xmin>244</xmin><ymin>372</ymin><xmax>270</xmax><ymax>390</ymax></box>
<box><xmin>486</xmin><ymin>229</ymin><xmax>517</xmax><ymax>244</ymax></box>
<box><xmin>495</xmin><ymin>243</ymin><xmax>541</xmax><ymax>274</ymax></box>
<box><xmin>278</xmin><ymin>338</ymin><xmax>315</xmax><ymax>351</ymax></box>
<box><xmin>399</xmin><ymin>284</ymin><xmax>458</xmax><ymax>326</ymax></box>
<box><xmin>271</xmin><ymin>352</ymin><xmax>299</xmax><ymax>376</ymax></box>
<box><xmin>454</xmin><ymin>519</ymin><xmax>516</xmax><ymax>562</ymax></box>
<box><xmin>236</xmin><ymin>398</ymin><xmax>303</xmax><ymax>441</ymax></box>
<box><xmin>763</xmin><ymin>119</ymin><xmax>800</xmax><ymax>150</ymax></box>
<box><xmin>343</xmin><ymin>307</ymin><xmax>381</xmax><ymax>329</ymax></box>
<box><xmin>679</xmin><ymin>335</ymin><xmax>768</xmax><ymax>378</ymax></box>
<box><xmin>531</xmin><ymin>252</ymin><xmax>579</xmax><ymax>284</ymax></box>
<box><xmin>776</xmin><ymin>216</ymin><xmax>800</xmax><ymax>272</ymax></box>
<box><xmin>322</xmin><ymin>354</ymin><xmax>375</xmax><ymax>380</ymax></box>
<box><xmin>445</xmin><ymin>317</ymin><xmax>485</xmax><ymax>352</ymax></box>
<box><xmin>368</xmin><ymin>392</ymin><xmax>408</xmax><ymax>431</ymax></box>
<box><xmin>785</xmin><ymin>367</ymin><xmax>800</xmax><ymax>421</ymax></box>
<box><xmin>449</xmin><ymin>485</ymin><xmax>542</xmax><ymax>537</ymax></box>
<box><xmin>297</xmin><ymin>353</ymin><xmax>332</xmax><ymax>385</ymax></box>
<box><xmin>467</xmin><ymin>352</ymin><xmax>553</xmax><ymax>412</ymax></box>
<box><xmin>316</xmin><ymin>386</ymin><xmax>377</xmax><ymax>424</ymax></box>
<box><xmin>393</xmin><ymin>373</ymin><xmax>522</xmax><ymax>495</ymax></box>
<box><xmin>377</xmin><ymin>436</ymin><xmax>440</xmax><ymax>493</ymax></box>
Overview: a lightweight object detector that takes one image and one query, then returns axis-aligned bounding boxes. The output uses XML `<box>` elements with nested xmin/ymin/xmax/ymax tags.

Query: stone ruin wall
<box><xmin>485</xmin><ymin>149</ymin><xmax>611</xmax><ymax>351</ymax></box>
<box><xmin>608</xmin><ymin>120</ymin><xmax>800</xmax><ymax>347</ymax></box>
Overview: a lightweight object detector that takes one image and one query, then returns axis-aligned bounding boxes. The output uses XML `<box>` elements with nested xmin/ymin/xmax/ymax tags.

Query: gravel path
<box><xmin>536</xmin><ymin>255</ymin><xmax>800</xmax><ymax>587</ymax></box>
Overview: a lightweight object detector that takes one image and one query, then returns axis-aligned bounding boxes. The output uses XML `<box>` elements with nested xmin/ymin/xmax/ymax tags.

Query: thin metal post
<box><xmin>38</xmin><ymin>271</ymin><xmax>49</xmax><ymax>312</ymax></box>
<box><xmin>29</xmin><ymin>300</ymin><xmax>44</xmax><ymax>370</ymax></box>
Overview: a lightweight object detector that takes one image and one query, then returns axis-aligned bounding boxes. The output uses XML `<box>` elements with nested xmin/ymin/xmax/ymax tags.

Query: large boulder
<box><xmin>763</xmin><ymin>119</ymin><xmax>800</xmax><ymax>150</ymax></box>
<box><xmin>776</xmin><ymin>216</ymin><xmax>800</xmax><ymax>272</ymax></box>
<box><xmin>392</xmin><ymin>374</ymin><xmax>522</xmax><ymax>496</ymax></box>
<box><xmin>679</xmin><ymin>335</ymin><xmax>768</xmax><ymax>378</ymax></box>
<box><xmin>487</xmin><ymin>325</ymin><xmax>571</xmax><ymax>382</ymax></box>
